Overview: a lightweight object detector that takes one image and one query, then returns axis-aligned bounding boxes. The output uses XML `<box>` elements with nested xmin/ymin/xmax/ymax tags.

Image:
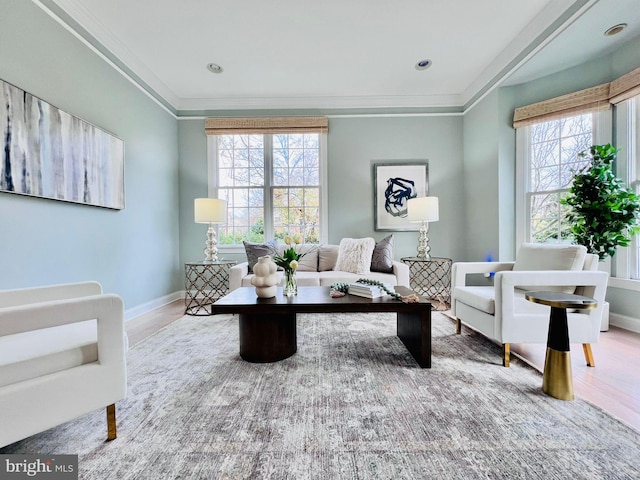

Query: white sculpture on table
<box><xmin>251</xmin><ymin>255</ymin><xmax>280</xmax><ymax>298</ymax></box>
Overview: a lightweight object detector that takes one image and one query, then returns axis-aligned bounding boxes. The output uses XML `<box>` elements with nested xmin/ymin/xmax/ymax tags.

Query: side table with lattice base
<box><xmin>401</xmin><ymin>257</ymin><xmax>452</xmax><ymax>311</ymax></box>
<box><xmin>185</xmin><ymin>260</ymin><xmax>236</xmax><ymax>316</ymax></box>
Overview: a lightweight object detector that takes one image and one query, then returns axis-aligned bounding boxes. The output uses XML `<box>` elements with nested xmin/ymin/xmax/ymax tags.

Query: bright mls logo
<box><xmin>0</xmin><ymin>455</ymin><xmax>78</xmax><ymax>479</ymax></box>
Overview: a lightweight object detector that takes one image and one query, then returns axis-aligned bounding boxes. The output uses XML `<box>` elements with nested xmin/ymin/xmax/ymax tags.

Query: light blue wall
<box><xmin>327</xmin><ymin>116</ymin><xmax>464</xmax><ymax>260</ymax></box>
<box><xmin>462</xmin><ymin>91</ymin><xmax>501</xmax><ymax>262</ymax></box>
<box><xmin>177</xmin><ymin>115</ymin><xmax>466</xmax><ymax>265</ymax></box>
<box><xmin>178</xmin><ymin>119</ymin><xmax>211</xmax><ymax>266</ymax></box>
<box><xmin>0</xmin><ymin>0</ymin><xmax>180</xmax><ymax>309</ymax></box>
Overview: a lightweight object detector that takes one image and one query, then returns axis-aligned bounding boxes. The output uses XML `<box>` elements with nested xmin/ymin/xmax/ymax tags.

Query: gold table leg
<box><xmin>542</xmin><ymin>306</ymin><xmax>574</xmax><ymax>401</ymax></box>
<box><xmin>542</xmin><ymin>348</ymin><xmax>574</xmax><ymax>400</ymax></box>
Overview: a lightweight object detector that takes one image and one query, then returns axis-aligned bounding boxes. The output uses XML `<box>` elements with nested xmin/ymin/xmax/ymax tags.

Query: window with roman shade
<box><xmin>205</xmin><ymin>117</ymin><xmax>328</xmax><ymax>247</ymax></box>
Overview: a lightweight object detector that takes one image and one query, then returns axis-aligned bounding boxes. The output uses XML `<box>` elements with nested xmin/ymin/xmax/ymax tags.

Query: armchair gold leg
<box><xmin>106</xmin><ymin>404</ymin><xmax>117</xmax><ymax>441</ymax></box>
<box><xmin>456</xmin><ymin>318</ymin><xmax>461</xmax><ymax>334</ymax></box>
<box><xmin>582</xmin><ymin>343</ymin><xmax>595</xmax><ymax>367</ymax></box>
<box><xmin>502</xmin><ymin>343</ymin><xmax>510</xmax><ymax>367</ymax></box>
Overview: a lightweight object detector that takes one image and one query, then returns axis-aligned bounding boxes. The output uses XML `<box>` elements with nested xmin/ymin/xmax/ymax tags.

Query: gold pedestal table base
<box><xmin>525</xmin><ymin>291</ymin><xmax>597</xmax><ymax>401</ymax></box>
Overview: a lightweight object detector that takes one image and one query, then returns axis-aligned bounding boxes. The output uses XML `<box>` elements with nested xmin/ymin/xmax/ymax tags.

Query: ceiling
<box><xmin>40</xmin><ymin>0</ymin><xmax>640</xmax><ymax>113</ymax></box>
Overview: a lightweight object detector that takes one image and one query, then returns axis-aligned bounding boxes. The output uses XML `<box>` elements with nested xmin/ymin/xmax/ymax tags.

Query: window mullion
<box><xmin>263</xmin><ymin>134</ymin><xmax>274</xmax><ymax>240</ymax></box>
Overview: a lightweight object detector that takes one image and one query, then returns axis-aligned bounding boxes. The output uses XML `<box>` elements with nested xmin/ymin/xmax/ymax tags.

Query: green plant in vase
<box><xmin>273</xmin><ymin>235</ymin><xmax>306</xmax><ymax>296</ymax></box>
<box><xmin>561</xmin><ymin>144</ymin><xmax>640</xmax><ymax>259</ymax></box>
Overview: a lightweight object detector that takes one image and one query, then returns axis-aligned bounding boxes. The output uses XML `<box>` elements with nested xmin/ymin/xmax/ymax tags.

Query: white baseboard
<box><xmin>125</xmin><ymin>290</ymin><xmax>184</xmax><ymax>322</ymax></box>
<box><xmin>609</xmin><ymin>312</ymin><xmax>640</xmax><ymax>334</ymax></box>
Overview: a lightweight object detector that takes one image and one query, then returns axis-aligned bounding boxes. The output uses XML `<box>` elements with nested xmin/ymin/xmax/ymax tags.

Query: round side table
<box><xmin>525</xmin><ymin>291</ymin><xmax>597</xmax><ymax>401</ymax></box>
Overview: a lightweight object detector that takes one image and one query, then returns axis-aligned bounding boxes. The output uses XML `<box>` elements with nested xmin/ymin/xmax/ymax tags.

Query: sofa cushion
<box><xmin>240</xmin><ymin>271</ymin><xmax>320</xmax><ymax>287</ymax></box>
<box><xmin>335</xmin><ymin>238</ymin><xmax>375</xmax><ymax>274</ymax></box>
<box><xmin>243</xmin><ymin>239</ymin><xmax>278</xmax><ymax>273</ymax></box>
<box><xmin>453</xmin><ymin>286</ymin><xmax>496</xmax><ymax>315</ymax></box>
<box><xmin>513</xmin><ymin>243</ymin><xmax>587</xmax><ymax>293</ymax></box>
<box><xmin>319</xmin><ymin>244</ymin><xmax>339</xmax><ymax>272</ymax></box>
<box><xmin>454</xmin><ymin>286</ymin><xmax>550</xmax><ymax>316</ymax></box>
<box><xmin>371</xmin><ymin>235</ymin><xmax>394</xmax><ymax>273</ymax></box>
<box><xmin>0</xmin><ymin>320</ymin><xmax>98</xmax><ymax>387</ymax></box>
<box><xmin>319</xmin><ymin>271</ymin><xmax>398</xmax><ymax>286</ymax></box>
<box><xmin>277</xmin><ymin>244</ymin><xmax>319</xmax><ymax>272</ymax></box>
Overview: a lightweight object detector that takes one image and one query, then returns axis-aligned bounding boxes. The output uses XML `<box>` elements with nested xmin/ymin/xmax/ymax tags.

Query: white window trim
<box><xmin>611</xmin><ymin>99</ymin><xmax>640</xmax><ymax>290</ymax></box>
<box><xmin>206</xmin><ymin>133</ymin><xmax>329</xmax><ymax>253</ymax></box>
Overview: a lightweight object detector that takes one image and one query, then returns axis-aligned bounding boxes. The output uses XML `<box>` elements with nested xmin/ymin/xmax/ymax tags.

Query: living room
<box><xmin>1</xmin><ymin>0</ymin><xmax>640</xmax><ymax>477</ymax></box>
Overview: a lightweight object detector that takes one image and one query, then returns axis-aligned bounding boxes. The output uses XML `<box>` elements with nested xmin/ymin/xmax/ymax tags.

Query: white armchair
<box><xmin>0</xmin><ymin>282</ymin><xmax>127</xmax><ymax>448</ymax></box>
<box><xmin>452</xmin><ymin>244</ymin><xmax>608</xmax><ymax>367</ymax></box>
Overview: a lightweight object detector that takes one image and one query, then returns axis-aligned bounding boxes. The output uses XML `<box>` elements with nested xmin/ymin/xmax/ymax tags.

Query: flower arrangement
<box><xmin>273</xmin><ymin>235</ymin><xmax>306</xmax><ymax>272</ymax></box>
<box><xmin>273</xmin><ymin>235</ymin><xmax>306</xmax><ymax>296</ymax></box>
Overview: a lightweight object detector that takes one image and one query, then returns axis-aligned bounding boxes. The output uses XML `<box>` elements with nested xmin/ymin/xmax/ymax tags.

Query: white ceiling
<box><xmin>41</xmin><ymin>0</ymin><xmax>640</xmax><ymax>112</ymax></box>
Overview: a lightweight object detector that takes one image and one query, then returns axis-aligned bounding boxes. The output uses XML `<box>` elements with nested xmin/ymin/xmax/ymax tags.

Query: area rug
<box><xmin>2</xmin><ymin>312</ymin><xmax>639</xmax><ymax>479</ymax></box>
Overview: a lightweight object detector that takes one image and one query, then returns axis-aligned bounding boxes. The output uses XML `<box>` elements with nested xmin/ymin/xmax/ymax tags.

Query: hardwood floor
<box><xmin>126</xmin><ymin>300</ymin><xmax>640</xmax><ymax>432</ymax></box>
<box><xmin>510</xmin><ymin>326</ymin><xmax>640</xmax><ymax>432</ymax></box>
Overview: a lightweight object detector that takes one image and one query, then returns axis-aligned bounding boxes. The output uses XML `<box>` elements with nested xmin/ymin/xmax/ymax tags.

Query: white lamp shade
<box><xmin>194</xmin><ymin>198</ymin><xmax>227</xmax><ymax>224</ymax></box>
<box><xmin>408</xmin><ymin>196</ymin><xmax>439</xmax><ymax>223</ymax></box>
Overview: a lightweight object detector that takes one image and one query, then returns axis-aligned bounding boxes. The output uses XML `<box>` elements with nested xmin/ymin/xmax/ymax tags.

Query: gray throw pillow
<box><xmin>371</xmin><ymin>235</ymin><xmax>394</xmax><ymax>273</ymax></box>
<box><xmin>243</xmin><ymin>239</ymin><xmax>278</xmax><ymax>273</ymax></box>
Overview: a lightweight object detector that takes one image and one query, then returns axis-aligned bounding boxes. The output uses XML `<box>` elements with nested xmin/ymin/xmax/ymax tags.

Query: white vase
<box><xmin>251</xmin><ymin>255</ymin><xmax>280</xmax><ymax>298</ymax></box>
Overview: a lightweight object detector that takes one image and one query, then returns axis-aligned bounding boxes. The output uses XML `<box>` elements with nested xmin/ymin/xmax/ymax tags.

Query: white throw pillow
<box><xmin>334</xmin><ymin>238</ymin><xmax>376</xmax><ymax>274</ymax></box>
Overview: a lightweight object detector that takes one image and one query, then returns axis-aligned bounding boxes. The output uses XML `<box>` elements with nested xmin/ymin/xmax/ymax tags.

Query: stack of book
<box><xmin>347</xmin><ymin>282</ymin><xmax>392</xmax><ymax>299</ymax></box>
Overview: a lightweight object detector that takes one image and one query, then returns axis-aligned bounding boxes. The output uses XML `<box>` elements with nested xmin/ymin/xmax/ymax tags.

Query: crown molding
<box><xmin>38</xmin><ymin>0</ymin><xmax>595</xmax><ymax>117</ymax></box>
<box><xmin>39</xmin><ymin>0</ymin><xmax>180</xmax><ymax>110</ymax></box>
<box><xmin>461</xmin><ymin>0</ymin><xmax>597</xmax><ymax>110</ymax></box>
<box><xmin>176</xmin><ymin>94</ymin><xmax>462</xmax><ymax>112</ymax></box>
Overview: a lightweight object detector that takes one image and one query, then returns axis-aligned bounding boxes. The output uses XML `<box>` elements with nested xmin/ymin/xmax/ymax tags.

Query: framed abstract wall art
<box><xmin>373</xmin><ymin>161</ymin><xmax>428</xmax><ymax>231</ymax></box>
<box><xmin>0</xmin><ymin>78</ymin><xmax>125</xmax><ymax>209</ymax></box>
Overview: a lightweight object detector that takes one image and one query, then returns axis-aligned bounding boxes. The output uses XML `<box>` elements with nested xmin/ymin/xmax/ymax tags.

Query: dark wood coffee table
<box><xmin>211</xmin><ymin>286</ymin><xmax>433</xmax><ymax>368</ymax></box>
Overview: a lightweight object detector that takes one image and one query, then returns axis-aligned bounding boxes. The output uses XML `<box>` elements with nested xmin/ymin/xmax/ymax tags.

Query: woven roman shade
<box><xmin>205</xmin><ymin>117</ymin><xmax>328</xmax><ymax>135</ymax></box>
<box><xmin>609</xmin><ymin>67</ymin><xmax>640</xmax><ymax>104</ymax></box>
<box><xmin>513</xmin><ymin>83</ymin><xmax>611</xmax><ymax>128</ymax></box>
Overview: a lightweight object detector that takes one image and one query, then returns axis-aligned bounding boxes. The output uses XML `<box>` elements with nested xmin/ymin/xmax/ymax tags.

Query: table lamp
<box><xmin>194</xmin><ymin>198</ymin><xmax>227</xmax><ymax>262</ymax></box>
<box><xmin>408</xmin><ymin>196</ymin><xmax>439</xmax><ymax>260</ymax></box>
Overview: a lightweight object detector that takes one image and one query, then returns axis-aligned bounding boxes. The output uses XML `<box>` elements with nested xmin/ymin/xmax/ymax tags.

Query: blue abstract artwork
<box><xmin>374</xmin><ymin>162</ymin><xmax>428</xmax><ymax>231</ymax></box>
<box><xmin>0</xmin><ymin>79</ymin><xmax>124</xmax><ymax>209</ymax></box>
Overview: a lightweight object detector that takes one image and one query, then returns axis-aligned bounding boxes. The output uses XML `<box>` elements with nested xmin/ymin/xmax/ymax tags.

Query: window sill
<box><xmin>218</xmin><ymin>246</ymin><xmax>246</xmax><ymax>255</ymax></box>
<box><xmin>608</xmin><ymin>277</ymin><xmax>640</xmax><ymax>292</ymax></box>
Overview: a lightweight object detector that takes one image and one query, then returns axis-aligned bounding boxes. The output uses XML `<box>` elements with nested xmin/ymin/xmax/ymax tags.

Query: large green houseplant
<box><xmin>562</xmin><ymin>144</ymin><xmax>640</xmax><ymax>259</ymax></box>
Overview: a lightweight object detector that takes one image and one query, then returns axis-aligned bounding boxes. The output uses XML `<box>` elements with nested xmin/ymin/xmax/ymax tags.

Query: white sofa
<box><xmin>451</xmin><ymin>244</ymin><xmax>608</xmax><ymax>367</ymax></box>
<box><xmin>0</xmin><ymin>281</ymin><xmax>127</xmax><ymax>447</ymax></box>
<box><xmin>230</xmin><ymin>243</ymin><xmax>410</xmax><ymax>291</ymax></box>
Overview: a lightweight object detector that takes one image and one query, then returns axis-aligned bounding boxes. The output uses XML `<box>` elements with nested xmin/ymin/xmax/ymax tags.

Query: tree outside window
<box><xmin>528</xmin><ymin>114</ymin><xmax>593</xmax><ymax>242</ymax></box>
<box><xmin>216</xmin><ymin>133</ymin><xmax>322</xmax><ymax>245</ymax></box>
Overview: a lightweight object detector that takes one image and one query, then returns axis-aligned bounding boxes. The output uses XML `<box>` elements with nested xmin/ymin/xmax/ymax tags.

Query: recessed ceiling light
<box><xmin>604</xmin><ymin>23</ymin><xmax>627</xmax><ymax>36</ymax></box>
<box><xmin>415</xmin><ymin>59</ymin><xmax>432</xmax><ymax>71</ymax></box>
<box><xmin>206</xmin><ymin>63</ymin><xmax>223</xmax><ymax>74</ymax></box>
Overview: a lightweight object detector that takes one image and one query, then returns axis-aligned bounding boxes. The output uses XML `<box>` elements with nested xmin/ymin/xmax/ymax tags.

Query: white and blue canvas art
<box><xmin>373</xmin><ymin>162</ymin><xmax>428</xmax><ymax>231</ymax></box>
<box><xmin>0</xmin><ymin>79</ymin><xmax>124</xmax><ymax>209</ymax></box>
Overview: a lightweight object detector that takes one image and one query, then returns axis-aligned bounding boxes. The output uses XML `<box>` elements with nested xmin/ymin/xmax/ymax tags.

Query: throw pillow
<box><xmin>334</xmin><ymin>237</ymin><xmax>376</xmax><ymax>274</ymax></box>
<box><xmin>243</xmin><ymin>239</ymin><xmax>278</xmax><ymax>273</ymax></box>
<box><xmin>371</xmin><ymin>235</ymin><xmax>394</xmax><ymax>273</ymax></box>
<box><xmin>279</xmin><ymin>243</ymin><xmax>319</xmax><ymax>272</ymax></box>
<box><xmin>318</xmin><ymin>244</ymin><xmax>339</xmax><ymax>271</ymax></box>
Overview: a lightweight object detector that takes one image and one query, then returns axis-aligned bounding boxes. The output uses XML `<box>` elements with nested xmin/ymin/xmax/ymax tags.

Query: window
<box><xmin>518</xmin><ymin>113</ymin><xmax>594</xmax><ymax>243</ymax></box>
<box><xmin>211</xmin><ymin>132</ymin><xmax>325</xmax><ymax>247</ymax></box>
<box><xmin>614</xmin><ymin>96</ymin><xmax>640</xmax><ymax>280</ymax></box>
<box><xmin>632</xmin><ymin>98</ymin><xmax>640</xmax><ymax>278</ymax></box>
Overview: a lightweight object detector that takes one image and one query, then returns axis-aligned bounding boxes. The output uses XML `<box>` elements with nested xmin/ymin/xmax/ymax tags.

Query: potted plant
<box><xmin>562</xmin><ymin>144</ymin><xmax>640</xmax><ymax>259</ymax></box>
